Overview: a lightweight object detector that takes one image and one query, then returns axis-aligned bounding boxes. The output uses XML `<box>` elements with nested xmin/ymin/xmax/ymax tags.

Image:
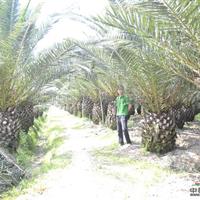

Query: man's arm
<box><xmin>126</xmin><ymin>96</ymin><xmax>132</xmax><ymax>112</ymax></box>
<box><xmin>128</xmin><ymin>104</ymin><xmax>132</xmax><ymax>112</ymax></box>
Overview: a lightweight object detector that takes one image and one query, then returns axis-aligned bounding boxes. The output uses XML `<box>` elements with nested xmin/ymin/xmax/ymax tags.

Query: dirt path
<box><xmin>15</xmin><ymin>107</ymin><xmax>198</xmax><ymax>200</ymax></box>
<box><xmin>14</xmin><ymin>108</ymin><xmax>133</xmax><ymax>200</ymax></box>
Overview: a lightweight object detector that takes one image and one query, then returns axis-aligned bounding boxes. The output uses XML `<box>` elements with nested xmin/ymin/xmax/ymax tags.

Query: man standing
<box><xmin>115</xmin><ymin>86</ymin><xmax>132</xmax><ymax>146</ymax></box>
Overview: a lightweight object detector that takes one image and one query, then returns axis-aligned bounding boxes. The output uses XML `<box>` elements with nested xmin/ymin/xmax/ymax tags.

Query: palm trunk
<box><xmin>184</xmin><ymin>105</ymin><xmax>196</xmax><ymax>122</ymax></box>
<box><xmin>72</xmin><ymin>102</ymin><xmax>78</xmax><ymax>116</ymax></box>
<box><xmin>105</xmin><ymin>101</ymin><xmax>117</xmax><ymax>130</ymax></box>
<box><xmin>17</xmin><ymin>102</ymin><xmax>34</xmax><ymax>133</ymax></box>
<box><xmin>0</xmin><ymin>107</ymin><xmax>21</xmax><ymax>151</ymax></box>
<box><xmin>174</xmin><ymin>105</ymin><xmax>185</xmax><ymax>129</ymax></box>
<box><xmin>92</xmin><ymin>102</ymin><xmax>102</xmax><ymax>124</ymax></box>
<box><xmin>82</xmin><ymin>96</ymin><xmax>93</xmax><ymax>119</ymax></box>
<box><xmin>76</xmin><ymin>98</ymin><xmax>83</xmax><ymax>117</ymax></box>
<box><xmin>99</xmin><ymin>92</ymin><xmax>104</xmax><ymax>124</ymax></box>
<box><xmin>142</xmin><ymin>111</ymin><xmax>176</xmax><ymax>154</ymax></box>
<box><xmin>33</xmin><ymin>107</ymin><xmax>44</xmax><ymax>119</ymax></box>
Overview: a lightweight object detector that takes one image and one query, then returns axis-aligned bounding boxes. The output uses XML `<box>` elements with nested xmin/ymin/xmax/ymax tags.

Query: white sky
<box><xmin>20</xmin><ymin>0</ymin><xmax>109</xmax><ymax>51</ymax></box>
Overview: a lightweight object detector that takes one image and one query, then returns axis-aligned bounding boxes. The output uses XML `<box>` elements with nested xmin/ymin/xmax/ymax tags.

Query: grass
<box><xmin>91</xmin><ymin>143</ymin><xmax>176</xmax><ymax>189</ymax></box>
<box><xmin>195</xmin><ymin>113</ymin><xmax>200</xmax><ymax>121</ymax></box>
<box><xmin>14</xmin><ymin>116</ymin><xmax>47</xmax><ymax>168</ymax></box>
<box><xmin>1</xmin><ymin>108</ymin><xmax>72</xmax><ymax>200</ymax></box>
<box><xmin>70</xmin><ymin>122</ymin><xmax>86</xmax><ymax>129</ymax></box>
<box><xmin>34</xmin><ymin>152</ymin><xmax>71</xmax><ymax>175</ymax></box>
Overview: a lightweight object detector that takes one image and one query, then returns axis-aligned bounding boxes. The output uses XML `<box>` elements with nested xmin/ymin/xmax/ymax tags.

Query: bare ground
<box><xmin>12</xmin><ymin>108</ymin><xmax>200</xmax><ymax>200</ymax></box>
<box><xmin>126</xmin><ymin>115</ymin><xmax>200</xmax><ymax>173</ymax></box>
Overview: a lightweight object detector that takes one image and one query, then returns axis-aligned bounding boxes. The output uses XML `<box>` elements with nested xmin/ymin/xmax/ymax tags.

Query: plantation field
<box><xmin>2</xmin><ymin>107</ymin><xmax>199</xmax><ymax>200</ymax></box>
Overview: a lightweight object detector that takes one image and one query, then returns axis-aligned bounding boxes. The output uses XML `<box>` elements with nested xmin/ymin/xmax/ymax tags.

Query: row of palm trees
<box><xmin>62</xmin><ymin>0</ymin><xmax>200</xmax><ymax>154</ymax></box>
<box><xmin>0</xmin><ymin>0</ymin><xmax>199</xmax><ymax>155</ymax></box>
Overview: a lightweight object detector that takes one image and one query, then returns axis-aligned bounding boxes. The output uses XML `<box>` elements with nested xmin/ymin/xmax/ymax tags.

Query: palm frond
<box><xmin>0</xmin><ymin>0</ymin><xmax>20</xmax><ymax>38</ymax></box>
<box><xmin>0</xmin><ymin>0</ymin><xmax>77</xmax><ymax>109</ymax></box>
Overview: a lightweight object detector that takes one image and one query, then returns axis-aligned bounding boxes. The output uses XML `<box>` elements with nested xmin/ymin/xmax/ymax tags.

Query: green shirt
<box><xmin>115</xmin><ymin>95</ymin><xmax>130</xmax><ymax>116</ymax></box>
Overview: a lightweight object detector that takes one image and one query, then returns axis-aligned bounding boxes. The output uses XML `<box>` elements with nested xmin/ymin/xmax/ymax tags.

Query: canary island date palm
<box><xmin>99</xmin><ymin>0</ymin><xmax>200</xmax><ymax>89</ymax></box>
<box><xmin>0</xmin><ymin>0</ymin><xmax>75</xmax><ymax>150</ymax></box>
<box><xmin>72</xmin><ymin>42</ymin><xmax>123</xmax><ymax>127</ymax></box>
<box><xmin>93</xmin><ymin>0</ymin><xmax>199</xmax><ymax>153</ymax></box>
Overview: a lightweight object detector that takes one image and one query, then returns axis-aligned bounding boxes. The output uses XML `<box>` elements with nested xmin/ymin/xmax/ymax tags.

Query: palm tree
<box><xmin>98</xmin><ymin>0</ymin><xmax>200</xmax><ymax>86</ymax></box>
<box><xmin>0</xmin><ymin>0</ymin><xmax>75</xmax><ymax>151</ymax></box>
<box><xmin>71</xmin><ymin>42</ymin><xmax>124</xmax><ymax>127</ymax></box>
<box><xmin>90</xmin><ymin>0</ymin><xmax>200</xmax><ymax>153</ymax></box>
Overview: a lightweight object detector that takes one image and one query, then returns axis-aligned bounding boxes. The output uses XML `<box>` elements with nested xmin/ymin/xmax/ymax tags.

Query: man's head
<box><xmin>117</xmin><ymin>85</ymin><xmax>124</xmax><ymax>96</ymax></box>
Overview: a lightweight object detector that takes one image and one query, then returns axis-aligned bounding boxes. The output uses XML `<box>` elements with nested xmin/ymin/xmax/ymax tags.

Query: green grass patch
<box><xmin>46</xmin><ymin>135</ymin><xmax>66</xmax><ymax>151</ymax></box>
<box><xmin>195</xmin><ymin>113</ymin><xmax>200</xmax><ymax>121</ymax></box>
<box><xmin>33</xmin><ymin>152</ymin><xmax>72</xmax><ymax>175</ymax></box>
<box><xmin>97</xmin><ymin>129</ymin><xmax>116</xmax><ymax>140</ymax></box>
<box><xmin>127</xmin><ymin>119</ymin><xmax>133</xmax><ymax>128</ymax></box>
<box><xmin>91</xmin><ymin>144</ymin><xmax>175</xmax><ymax>188</ymax></box>
<box><xmin>15</xmin><ymin>116</ymin><xmax>45</xmax><ymax>168</ymax></box>
<box><xmin>70</xmin><ymin>122</ymin><xmax>85</xmax><ymax>129</ymax></box>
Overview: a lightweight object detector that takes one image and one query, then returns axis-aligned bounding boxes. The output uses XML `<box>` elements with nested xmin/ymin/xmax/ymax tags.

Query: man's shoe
<box><xmin>119</xmin><ymin>142</ymin><xmax>124</xmax><ymax>146</ymax></box>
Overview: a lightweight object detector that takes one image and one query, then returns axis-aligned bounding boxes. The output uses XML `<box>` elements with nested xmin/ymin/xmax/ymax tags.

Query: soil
<box><xmin>14</xmin><ymin>108</ymin><xmax>200</xmax><ymax>200</ymax></box>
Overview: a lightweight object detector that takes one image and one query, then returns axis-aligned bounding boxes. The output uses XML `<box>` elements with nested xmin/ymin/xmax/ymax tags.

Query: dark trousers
<box><xmin>117</xmin><ymin>115</ymin><xmax>131</xmax><ymax>145</ymax></box>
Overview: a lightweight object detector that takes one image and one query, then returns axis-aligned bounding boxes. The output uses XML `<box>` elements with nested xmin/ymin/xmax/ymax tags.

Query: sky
<box><xmin>20</xmin><ymin>0</ymin><xmax>109</xmax><ymax>51</ymax></box>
